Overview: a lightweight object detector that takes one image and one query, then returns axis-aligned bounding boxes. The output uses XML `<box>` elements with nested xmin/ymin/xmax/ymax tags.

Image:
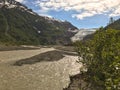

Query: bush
<box><xmin>74</xmin><ymin>29</ymin><xmax>120</xmax><ymax>90</ymax></box>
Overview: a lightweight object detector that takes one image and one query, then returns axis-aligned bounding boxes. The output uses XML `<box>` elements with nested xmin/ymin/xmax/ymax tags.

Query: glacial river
<box><xmin>0</xmin><ymin>47</ymin><xmax>82</xmax><ymax>90</ymax></box>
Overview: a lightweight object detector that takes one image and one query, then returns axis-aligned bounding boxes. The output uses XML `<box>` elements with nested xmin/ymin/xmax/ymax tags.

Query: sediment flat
<box><xmin>0</xmin><ymin>46</ymin><xmax>82</xmax><ymax>90</ymax></box>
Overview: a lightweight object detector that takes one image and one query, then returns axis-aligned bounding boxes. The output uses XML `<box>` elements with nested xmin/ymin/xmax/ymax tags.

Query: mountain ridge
<box><xmin>0</xmin><ymin>0</ymin><xmax>78</xmax><ymax>45</ymax></box>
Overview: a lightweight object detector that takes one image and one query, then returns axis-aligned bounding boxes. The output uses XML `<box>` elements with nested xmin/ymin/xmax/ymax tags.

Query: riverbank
<box><xmin>64</xmin><ymin>73</ymin><xmax>105</xmax><ymax>90</ymax></box>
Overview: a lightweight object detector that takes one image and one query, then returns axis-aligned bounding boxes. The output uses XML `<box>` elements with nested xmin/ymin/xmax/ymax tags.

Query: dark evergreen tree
<box><xmin>109</xmin><ymin>17</ymin><xmax>114</xmax><ymax>24</ymax></box>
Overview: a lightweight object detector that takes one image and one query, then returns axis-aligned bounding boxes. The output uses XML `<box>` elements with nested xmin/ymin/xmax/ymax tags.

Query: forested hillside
<box><xmin>105</xmin><ymin>18</ymin><xmax>120</xmax><ymax>30</ymax></box>
<box><xmin>0</xmin><ymin>0</ymin><xmax>77</xmax><ymax>45</ymax></box>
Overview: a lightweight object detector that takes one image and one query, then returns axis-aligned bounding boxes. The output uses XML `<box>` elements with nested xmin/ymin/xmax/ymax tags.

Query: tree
<box><xmin>109</xmin><ymin>17</ymin><xmax>114</xmax><ymax>24</ymax></box>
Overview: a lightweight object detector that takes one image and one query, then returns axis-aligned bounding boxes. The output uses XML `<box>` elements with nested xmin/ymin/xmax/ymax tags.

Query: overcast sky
<box><xmin>16</xmin><ymin>0</ymin><xmax>120</xmax><ymax>29</ymax></box>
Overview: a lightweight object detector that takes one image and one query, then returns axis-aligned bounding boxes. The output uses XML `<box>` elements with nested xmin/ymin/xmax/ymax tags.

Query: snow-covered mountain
<box><xmin>71</xmin><ymin>28</ymin><xmax>96</xmax><ymax>42</ymax></box>
<box><xmin>0</xmin><ymin>0</ymin><xmax>20</xmax><ymax>8</ymax></box>
<box><xmin>0</xmin><ymin>0</ymin><xmax>37</xmax><ymax>15</ymax></box>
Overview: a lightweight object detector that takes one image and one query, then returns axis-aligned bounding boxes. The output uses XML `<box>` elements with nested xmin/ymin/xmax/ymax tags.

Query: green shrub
<box><xmin>75</xmin><ymin>29</ymin><xmax>120</xmax><ymax>90</ymax></box>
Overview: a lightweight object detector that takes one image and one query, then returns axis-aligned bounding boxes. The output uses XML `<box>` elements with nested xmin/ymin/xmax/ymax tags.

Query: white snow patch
<box><xmin>38</xmin><ymin>31</ymin><xmax>41</xmax><ymax>34</ymax></box>
<box><xmin>8</xmin><ymin>5</ymin><xmax>16</xmax><ymax>8</ymax></box>
<box><xmin>5</xmin><ymin>1</ymin><xmax>9</xmax><ymax>5</ymax></box>
<box><xmin>71</xmin><ymin>29</ymin><xmax>96</xmax><ymax>42</ymax></box>
<box><xmin>43</xmin><ymin>16</ymin><xmax>65</xmax><ymax>23</ymax></box>
<box><xmin>27</xmin><ymin>10</ymin><xmax>36</xmax><ymax>15</ymax></box>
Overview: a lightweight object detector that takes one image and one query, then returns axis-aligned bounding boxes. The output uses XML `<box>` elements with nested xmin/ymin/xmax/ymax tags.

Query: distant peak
<box><xmin>0</xmin><ymin>0</ymin><xmax>16</xmax><ymax>4</ymax></box>
<box><xmin>0</xmin><ymin>0</ymin><xmax>37</xmax><ymax>15</ymax></box>
<box><xmin>0</xmin><ymin>0</ymin><xmax>19</xmax><ymax>7</ymax></box>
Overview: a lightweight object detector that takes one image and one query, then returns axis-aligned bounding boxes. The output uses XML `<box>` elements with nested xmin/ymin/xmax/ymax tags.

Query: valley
<box><xmin>0</xmin><ymin>0</ymin><xmax>120</xmax><ymax>90</ymax></box>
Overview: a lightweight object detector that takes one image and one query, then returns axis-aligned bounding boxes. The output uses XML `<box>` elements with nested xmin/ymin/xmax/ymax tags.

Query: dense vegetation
<box><xmin>74</xmin><ymin>29</ymin><xmax>120</xmax><ymax>90</ymax></box>
<box><xmin>0</xmin><ymin>1</ymin><xmax>77</xmax><ymax>45</ymax></box>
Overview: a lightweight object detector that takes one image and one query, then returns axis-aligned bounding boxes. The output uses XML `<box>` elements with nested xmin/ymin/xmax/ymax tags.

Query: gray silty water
<box><xmin>0</xmin><ymin>47</ymin><xmax>82</xmax><ymax>90</ymax></box>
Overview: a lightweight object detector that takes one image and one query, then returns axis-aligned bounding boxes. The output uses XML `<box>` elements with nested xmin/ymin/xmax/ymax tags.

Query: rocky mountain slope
<box><xmin>0</xmin><ymin>0</ymin><xmax>78</xmax><ymax>45</ymax></box>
